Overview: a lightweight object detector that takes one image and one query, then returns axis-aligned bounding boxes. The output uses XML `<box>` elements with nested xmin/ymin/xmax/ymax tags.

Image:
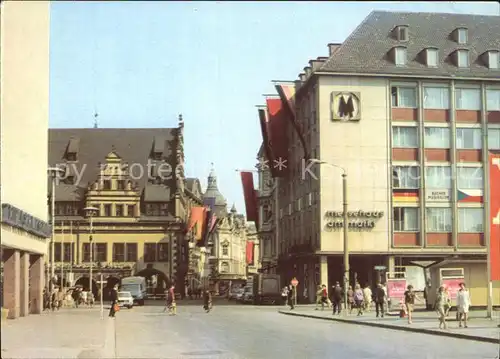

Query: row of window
<box><xmin>393</xmin><ymin>127</ymin><xmax>500</xmax><ymax>150</ymax></box>
<box><xmin>393</xmin><ymin>166</ymin><xmax>483</xmax><ymax>189</ymax></box>
<box><xmin>55</xmin><ymin>203</ymin><xmax>170</xmax><ymax>217</ymax></box>
<box><xmin>52</xmin><ymin>242</ymin><xmax>169</xmax><ymax>263</ymax></box>
<box><xmin>394</xmin><ymin>207</ymin><xmax>483</xmax><ymax>233</ymax></box>
<box><xmin>392</xmin><ymin>87</ymin><xmax>500</xmax><ymax>110</ymax></box>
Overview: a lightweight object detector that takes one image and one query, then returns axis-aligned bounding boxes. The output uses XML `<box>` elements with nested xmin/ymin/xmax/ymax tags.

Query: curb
<box><xmin>278</xmin><ymin>310</ymin><xmax>500</xmax><ymax>344</ymax></box>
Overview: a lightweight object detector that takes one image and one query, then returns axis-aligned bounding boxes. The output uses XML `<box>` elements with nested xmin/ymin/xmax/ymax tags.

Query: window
<box><xmin>145</xmin><ymin>203</ymin><xmax>168</xmax><ymax>216</ymax></box>
<box><xmin>391</xmin><ymin>87</ymin><xmax>416</xmax><ymax>108</ymax></box>
<box><xmin>127</xmin><ymin>205</ymin><xmax>136</xmax><ymax>217</ymax></box>
<box><xmin>397</xmin><ymin>26</ymin><xmax>408</xmax><ymax>41</ymax></box>
<box><xmin>424</xmin><ymin>127</ymin><xmax>450</xmax><ymax>148</ymax></box>
<box><xmin>426</xmin><ymin>208</ymin><xmax>452</xmax><ymax>232</ymax></box>
<box><xmin>103</xmin><ymin>180</ymin><xmax>111</xmax><ymax>190</ymax></box>
<box><xmin>457</xmin><ymin>28</ymin><xmax>468</xmax><ymax>44</ymax></box>
<box><xmin>126</xmin><ymin>243</ymin><xmax>138</xmax><ymax>262</ymax></box>
<box><xmin>117</xmin><ymin>180</ymin><xmax>125</xmax><ymax>190</ymax></box>
<box><xmin>144</xmin><ymin>243</ymin><xmax>156</xmax><ymax>262</ymax></box>
<box><xmin>486</xmin><ymin>89</ymin><xmax>500</xmax><ymax>111</ymax></box>
<box><xmin>55</xmin><ymin>202</ymin><xmax>80</xmax><ymax>216</ymax></box>
<box><xmin>456</xmin><ymin>88</ymin><xmax>480</xmax><ymax>110</ymax></box>
<box><xmin>221</xmin><ymin>262</ymin><xmax>229</xmax><ymax>273</ymax></box>
<box><xmin>66</xmin><ymin>153</ymin><xmax>77</xmax><ymax>162</ymax></box>
<box><xmin>426</xmin><ymin>48</ymin><xmax>438</xmax><ymax>67</ymax></box>
<box><xmin>392</xmin><ymin>166</ymin><xmax>420</xmax><ymax>189</ymax></box>
<box><xmin>62</xmin><ymin>243</ymin><xmax>73</xmax><ymax>262</ymax></box>
<box><xmin>95</xmin><ymin>243</ymin><xmax>107</xmax><ymax>262</ymax></box>
<box><xmin>488</xmin><ymin>128</ymin><xmax>500</xmax><ymax>149</ymax></box>
<box><xmin>488</xmin><ymin>51</ymin><xmax>499</xmax><ymax>69</ymax></box>
<box><xmin>457</xmin><ymin>50</ymin><xmax>469</xmax><ymax>68</ymax></box>
<box><xmin>392</xmin><ymin>126</ymin><xmax>418</xmax><ymax>148</ymax></box>
<box><xmin>395</xmin><ymin>47</ymin><xmax>407</xmax><ymax>66</ymax></box>
<box><xmin>82</xmin><ymin>243</ymin><xmax>91</xmax><ymax>262</ymax></box>
<box><xmin>222</xmin><ymin>245</ymin><xmax>229</xmax><ymax>256</ymax></box>
<box><xmin>113</xmin><ymin>243</ymin><xmax>125</xmax><ymax>262</ymax></box>
<box><xmin>423</xmin><ymin>87</ymin><xmax>450</xmax><ymax>109</ymax></box>
<box><xmin>393</xmin><ymin>207</ymin><xmax>419</xmax><ymax>231</ymax></box>
<box><xmin>157</xmin><ymin>243</ymin><xmax>169</xmax><ymax>262</ymax></box>
<box><xmin>104</xmin><ymin>204</ymin><xmax>111</xmax><ymax>217</ymax></box>
<box><xmin>456</xmin><ymin>128</ymin><xmax>482</xmax><ymax>149</ymax></box>
<box><xmin>425</xmin><ymin>166</ymin><xmax>452</xmax><ymax>189</ymax></box>
<box><xmin>115</xmin><ymin>204</ymin><xmax>123</xmax><ymax>217</ymax></box>
<box><xmin>457</xmin><ymin>167</ymin><xmax>483</xmax><ymax>189</ymax></box>
<box><xmin>54</xmin><ymin>243</ymin><xmax>62</xmax><ymax>262</ymax></box>
<box><xmin>458</xmin><ymin>208</ymin><xmax>483</xmax><ymax>232</ymax></box>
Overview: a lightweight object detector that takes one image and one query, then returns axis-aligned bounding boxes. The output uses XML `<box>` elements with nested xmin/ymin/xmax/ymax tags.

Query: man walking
<box><xmin>374</xmin><ymin>283</ymin><xmax>386</xmax><ymax>318</ymax></box>
<box><xmin>332</xmin><ymin>282</ymin><xmax>343</xmax><ymax>315</ymax></box>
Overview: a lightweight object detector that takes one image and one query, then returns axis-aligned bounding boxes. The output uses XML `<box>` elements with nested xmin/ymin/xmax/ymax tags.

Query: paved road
<box><xmin>114</xmin><ymin>304</ymin><xmax>499</xmax><ymax>359</ymax></box>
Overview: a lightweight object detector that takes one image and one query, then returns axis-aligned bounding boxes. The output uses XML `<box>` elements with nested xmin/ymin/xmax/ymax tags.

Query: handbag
<box><xmin>113</xmin><ymin>303</ymin><xmax>120</xmax><ymax>312</ymax></box>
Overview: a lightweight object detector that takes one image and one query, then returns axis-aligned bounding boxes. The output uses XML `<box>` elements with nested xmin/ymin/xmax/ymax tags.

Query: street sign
<box><xmin>374</xmin><ymin>265</ymin><xmax>387</xmax><ymax>271</ymax></box>
<box><xmin>291</xmin><ymin>278</ymin><xmax>299</xmax><ymax>286</ymax></box>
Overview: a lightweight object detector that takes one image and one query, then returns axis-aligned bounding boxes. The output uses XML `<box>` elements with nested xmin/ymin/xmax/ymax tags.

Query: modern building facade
<box><xmin>274</xmin><ymin>11</ymin><xmax>500</xmax><ymax>305</ymax></box>
<box><xmin>0</xmin><ymin>1</ymin><xmax>51</xmax><ymax>318</ymax></box>
<box><xmin>48</xmin><ymin>117</ymin><xmax>191</xmax><ymax>298</ymax></box>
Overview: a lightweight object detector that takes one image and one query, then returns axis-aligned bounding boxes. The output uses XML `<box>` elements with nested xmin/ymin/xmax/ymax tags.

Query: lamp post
<box><xmin>84</xmin><ymin>206</ymin><xmax>98</xmax><ymax>299</ymax></box>
<box><xmin>309</xmin><ymin>159</ymin><xmax>349</xmax><ymax>315</ymax></box>
<box><xmin>47</xmin><ymin>167</ymin><xmax>65</xmax><ymax>299</ymax></box>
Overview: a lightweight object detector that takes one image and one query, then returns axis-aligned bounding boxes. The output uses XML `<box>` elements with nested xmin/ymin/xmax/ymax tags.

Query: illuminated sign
<box><xmin>323</xmin><ymin>210</ymin><xmax>384</xmax><ymax>231</ymax></box>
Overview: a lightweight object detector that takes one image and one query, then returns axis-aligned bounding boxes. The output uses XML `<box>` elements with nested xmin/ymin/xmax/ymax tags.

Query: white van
<box><xmin>121</xmin><ymin>276</ymin><xmax>147</xmax><ymax>305</ymax></box>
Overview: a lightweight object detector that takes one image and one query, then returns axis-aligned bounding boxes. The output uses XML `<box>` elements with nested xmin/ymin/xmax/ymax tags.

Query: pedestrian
<box><xmin>347</xmin><ymin>285</ymin><xmax>355</xmax><ymax>314</ymax></box>
<box><xmin>332</xmin><ymin>282</ymin><xmax>343</xmax><ymax>315</ymax></box>
<box><xmin>363</xmin><ymin>284</ymin><xmax>372</xmax><ymax>312</ymax></box>
<box><xmin>288</xmin><ymin>285</ymin><xmax>295</xmax><ymax>310</ymax></box>
<box><xmin>314</xmin><ymin>285</ymin><xmax>323</xmax><ymax>310</ymax></box>
<box><xmin>281</xmin><ymin>286</ymin><xmax>289</xmax><ymax>306</ymax></box>
<box><xmin>456</xmin><ymin>282</ymin><xmax>471</xmax><ymax>328</ymax></box>
<box><xmin>320</xmin><ymin>284</ymin><xmax>329</xmax><ymax>310</ymax></box>
<box><xmin>404</xmin><ymin>285</ymin><xmax>416</xmax><ymax>324</ymax></box>
<box><xmin>108</xmin><ymin>284</ymin><xmax>119</xmax><ymax>318</ymax></box>
<box><xmin>354</xmin><ymin>284</ymin><xmax>364</xmax><ymax>316</ymax></box>
<box><xmin>203</xmin><ymin>289</ymin><xmax>212</xmax><ymax>313</ymax></box>
<box><xmin>167</xmin><ymin>284</ymin><xmax>177</xmax><ymax>315</ymax></box>
<box><xmin>444</xmin><ymin>286</ymin><xmax>452</xmax><ymax>317</ymax></box>
<box><xmin>374</xmin><ymin>283</ymin><xmax>386</xmax><ymax>318</ymax></box>
<box><xmin>435</xmin><ymin>285</ymin><xmax>448</xmax><ymax>329</ymax></box>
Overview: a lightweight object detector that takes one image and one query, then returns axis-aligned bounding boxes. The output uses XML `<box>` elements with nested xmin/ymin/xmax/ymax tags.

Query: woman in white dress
<box><xmin>456</xmin><ymin>282</ymin><xmax>471</xmax><ymax>328</ymax></box>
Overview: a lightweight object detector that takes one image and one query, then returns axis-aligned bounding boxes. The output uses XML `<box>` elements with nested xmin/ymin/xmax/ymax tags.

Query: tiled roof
<box><xmin>49</xmin><ymin>128</ymin><xmax>178</xmax><ymax>202</ymax></box>
<box><xmin>320</xmin><ymin>11</ymin><xmax>500</xmax><ymax>79</ymax></box>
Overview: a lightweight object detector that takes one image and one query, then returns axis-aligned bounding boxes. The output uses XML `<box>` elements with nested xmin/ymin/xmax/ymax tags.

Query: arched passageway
<box><xmin>74</xmin><ymin>276</ymin><xmax>98</xmax><ymax>298</ymax></box>
<box><xmin>135</xmin><ymin>268</ymin><xmax>170</xmax><ymax>296</ymax></box>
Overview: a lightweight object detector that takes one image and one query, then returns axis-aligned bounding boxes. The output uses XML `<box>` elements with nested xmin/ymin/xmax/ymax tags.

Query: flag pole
<box><xmin>70</xmin><ymin>221</ymin><xmax>73</xmax><ymax>285</ymax></box>
<box><xmin>61</xmin><ymin>221</ymin><xmax>65</xmax><ymax>295</ymax></box>
<box><xmin>271</xmin><ymin>80</ymin><xmax>297</xmax><ymax>83</ymax></box>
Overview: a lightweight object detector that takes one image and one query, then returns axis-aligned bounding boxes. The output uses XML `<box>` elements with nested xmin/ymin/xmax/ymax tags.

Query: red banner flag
<box><xmin>188</xmin><ymin>206</ymin><xmax>207</xmax><ymax>242</ymax></box>
<box><xmin>258</xmin><ymin>108</ymin><xmax>274</xmax><ymax>167</ymax></box>
<box><xmin>275</xmin><ymin>83</ymin><xmax>309</xmax><ymax>160</ymax></box>
<box><xmin>241</xmin><ymin>172</ymin><xmax>258</xmax><ymax>224</ymax></box>
<box><xmin>489</xmin><ymin>151</ymin><xmax>500</xmax><ymax>281</ymax></box>
<box><xmin>246</xmin><ymin>241</ymin><xmax>255</xmax><ymax>265</ymax></box>
<box><xmin>266</xmin><ymin>98</ymin><xmax>289</xmax><ymax>177</ymax></box>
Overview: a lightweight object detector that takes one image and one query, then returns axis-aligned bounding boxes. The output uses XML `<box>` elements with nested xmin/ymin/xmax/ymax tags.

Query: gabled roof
<box><xmin>320</xmin><ymin>11</ymin><xmax>500</xmax><ymax>79</ymax></box>
<box><xmin>49</xmin><ymin>128</ymin><xmax>178</xmax><ymax>201</ymax></box>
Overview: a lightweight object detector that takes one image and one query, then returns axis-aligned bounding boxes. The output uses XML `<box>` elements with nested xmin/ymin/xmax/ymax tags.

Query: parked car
<box><xmin>229</xmin><ymin>288</ymin><xmax>244</xmax><ymax>301</ymax></box>
<box><xmin>117</xmin><ymin>291</ymin><xmax>134</xmax><ymax>309</ymax></box>
<box><xmin>241</xmin><ymin>288</ymin><xmax>253</xmax><ymax>304</ymax></box>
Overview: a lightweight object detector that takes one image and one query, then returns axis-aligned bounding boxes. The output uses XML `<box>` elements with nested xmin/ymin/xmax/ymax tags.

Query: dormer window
<box><xmin>394</xmin><ymin>25</ymin><xmax>409</xmax><ymax>42</ymax></box>
<box><xmin>392</xmin><ymin>46</ymin><xmax>407</xmax><ymax>66</ymax></box>
<box><xmin>487</xmin><ymin>51</ymin><xmax>499</xmax><ymax>69</ymax></box>
<box><xmin>457</xmin><ymin>28</ymin><xmax>468</xmax><ymax>45</ymax></box>
<box><xmin>425</xmin><ymin>48</ymin><xmax>439</xmax><ymax>67</ymax></box>
<box><xmin>455</xmin><ymin>49</ymin><xmax>469</xmax><ymax>68</ymax></box>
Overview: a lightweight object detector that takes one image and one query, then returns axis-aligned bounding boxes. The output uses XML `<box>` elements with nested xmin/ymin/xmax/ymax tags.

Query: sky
<box><xmin>49</xmin><ymin>1</ymin><xmax>499</xmax><ymax>214</ymax></box>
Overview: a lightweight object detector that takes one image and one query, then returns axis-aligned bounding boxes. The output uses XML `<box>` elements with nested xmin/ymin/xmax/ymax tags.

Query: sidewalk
<box><xmin>278</xmin><ymin>306</ymin><xmax>500</xmax><ymax>344</ymax></box>
<box><xmin>1</xmin><ymin>308</ymin><xmax>116</xmax><ymax>358</ymax></box>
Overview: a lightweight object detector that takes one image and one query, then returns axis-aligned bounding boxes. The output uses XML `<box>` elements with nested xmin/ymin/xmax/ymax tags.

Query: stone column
<box><xmin>29</xmin><ymin>254</ymin><xmax>44</xmax><ymax>314</ymax></box>
<box><xmin>3</xmin><ymin>249</ymin><xmax>21</xmax><ymax>319</ymax></box>
<box><xmin>20</xmin><ymin>252</ymin><xmax>30</xmax><ymax>316</ymax></box>
<box><xmin>319</xmin><ymin>255</ymin><xmax>328</xmax><ymax>288</ymax></box>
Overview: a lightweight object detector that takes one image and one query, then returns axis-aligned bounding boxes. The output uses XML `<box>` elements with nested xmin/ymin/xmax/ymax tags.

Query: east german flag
<box><xmin>489</xmin><ymin>151</ymin><xmax>500</xmax><ymax>281</ymax></box>
<box><xmin>275</xmin><ymin>82</ymin><xmax>309</xmax><ymax>160</ymax></box>
<box><xmin>265</xmin><ymin>97</ymin><xmax>289</xmax><ymax>178</ymax></box>
<box><xmin>187</xmin><ymin>206</ymin><xmax>207</xmax><ymax>242</ymax></box>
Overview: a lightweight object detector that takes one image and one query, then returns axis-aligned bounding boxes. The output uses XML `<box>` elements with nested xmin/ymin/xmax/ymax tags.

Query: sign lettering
<box><xmin>1</xmin><ymin>203</ymin><xmax>51</xmax><ymax>238</ymax></box>
<box><xmin>323</xmin><ymin>210</ymin><xmax>384</xmax><ymax>231</ymax></box>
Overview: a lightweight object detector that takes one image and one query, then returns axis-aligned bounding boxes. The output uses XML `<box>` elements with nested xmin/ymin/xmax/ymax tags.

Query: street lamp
<box><xmin>47</xmin><ymin>167</ymin><xmax>65</xmax><ymax>298</ymax></box>
<box><xmin>309</xmin><ymin>159</ymin><xmax>349</xmax><ymax>315</ymax></box>
<box><xmin>84</xmin><ymin>206</ymin><xmax>99</xmax><ymax>299</ymax></box>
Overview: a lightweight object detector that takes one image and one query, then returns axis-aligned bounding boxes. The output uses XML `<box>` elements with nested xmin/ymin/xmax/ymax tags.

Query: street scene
<box><xmin>1</xmin><ymin>1</ymin><xmax>500</xmax><ymax>359</ymax></box>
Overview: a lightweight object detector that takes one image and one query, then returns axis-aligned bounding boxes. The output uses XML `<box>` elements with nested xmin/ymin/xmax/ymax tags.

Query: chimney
<box><xmin>304</xmin><ymin>66</ymin><xmax>312</xmax><ymax>78</ymax></box>
<box><xmin>298</xmin><ymin>73</ymin><xmax>306</xmax><ymax>82</ymax></box>
<box><xmin>327</xmin><ymin>43</ymin><xmax>341</xmax><ymax>56</ymax></box>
